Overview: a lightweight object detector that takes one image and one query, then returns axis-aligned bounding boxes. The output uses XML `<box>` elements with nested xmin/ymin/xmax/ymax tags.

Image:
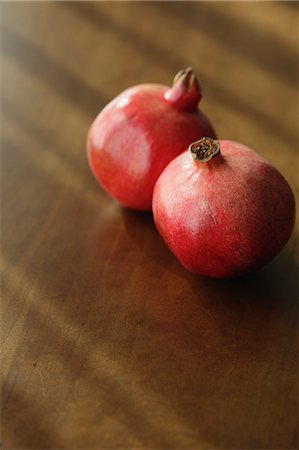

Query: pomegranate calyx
<box><xmin>164</xmin><ymin>67</ymin><xmax>202</xmax><ymax>111</ymax></box>
<box><xmin>189</xmin><ymin>137</ymin><xmax>221</xmax><ymax>162</ymax></box>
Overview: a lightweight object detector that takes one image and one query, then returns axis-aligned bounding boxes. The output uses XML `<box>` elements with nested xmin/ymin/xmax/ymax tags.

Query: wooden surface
<box><xmin>1</xmin><ymin>2</ymin><xmax>298</xmax><ymax>449</ymax></box>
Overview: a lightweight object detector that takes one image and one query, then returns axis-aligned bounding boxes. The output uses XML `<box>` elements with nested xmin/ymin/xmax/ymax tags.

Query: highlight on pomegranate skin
<box><xmin>153</xmin><ymin>138</ymin><xmax>296</xmax><ymax>278</ymax></box>
<box><xmin>87</xmin><ymin>68</ymin><xmax>216</xmax><ymax>210</ymax></box>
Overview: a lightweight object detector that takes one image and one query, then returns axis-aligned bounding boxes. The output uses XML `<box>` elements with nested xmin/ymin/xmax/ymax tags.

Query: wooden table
<box><xmin>1</xmin><ymin>2</ymin><xmax>298</xmax><ymax>448</ymax></box>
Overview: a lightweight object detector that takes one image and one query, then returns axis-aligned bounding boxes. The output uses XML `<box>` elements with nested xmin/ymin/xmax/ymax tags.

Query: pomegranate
<box><xmin>87</xmin><ymin>68</ymin><xmax>216</xmax><ymax>210</ymax></box>
<box><xmin>153</xmin><ymin>137</ymin><xmax>295</xmax><ymax>278</ymax></box>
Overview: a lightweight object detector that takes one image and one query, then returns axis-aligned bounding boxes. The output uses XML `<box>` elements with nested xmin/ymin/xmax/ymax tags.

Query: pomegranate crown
<box><xmin>164</xmin><ymin>67</ymin><xmax>202</xmax><ymax>111</ymax></box>
<box><xmin>189</xmin><ymin>137</ymin><xmax>221</xmax><ymax>162</ymax></box>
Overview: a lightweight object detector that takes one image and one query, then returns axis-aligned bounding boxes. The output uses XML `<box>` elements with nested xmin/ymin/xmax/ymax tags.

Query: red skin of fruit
<box><xmin>153</xmin><ymin>140</ymin><xmax>296</xmax><ymax>278</ymax></box>
<box><xmin>87</xmin><ymin>69</ymin><xmax>216</xmax><ymax>210</ymax></box>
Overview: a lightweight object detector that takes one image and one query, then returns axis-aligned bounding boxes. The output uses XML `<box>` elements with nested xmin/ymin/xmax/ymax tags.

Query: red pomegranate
<box><xmin>153</xmin><ymin>137</ymin><xmax>295</xmax><ymax>278</ymax></box>
<box><xmin>87</xmin><ymin>68</ymin><xmax>216</xmax><ymax>210</ymax></box>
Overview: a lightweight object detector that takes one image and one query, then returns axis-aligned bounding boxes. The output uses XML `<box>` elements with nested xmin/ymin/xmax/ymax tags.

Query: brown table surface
<box><xmin>1</xmin><ymin>2</ymin><xmax>298</xmax><ymax>449</ymax></box>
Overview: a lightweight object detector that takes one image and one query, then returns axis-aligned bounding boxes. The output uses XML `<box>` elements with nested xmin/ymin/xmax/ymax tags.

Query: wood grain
<box><xmin>1</xmin><ymin>2</ymin><xmax>298</xmax><ymax>449</ymax></box>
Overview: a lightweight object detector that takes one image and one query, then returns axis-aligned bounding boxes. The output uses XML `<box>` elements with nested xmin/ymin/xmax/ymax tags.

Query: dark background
<box><xmin>1</xmin><ymin>2</ymin><xmax>298</xmax><ymax>449</ymax></box>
